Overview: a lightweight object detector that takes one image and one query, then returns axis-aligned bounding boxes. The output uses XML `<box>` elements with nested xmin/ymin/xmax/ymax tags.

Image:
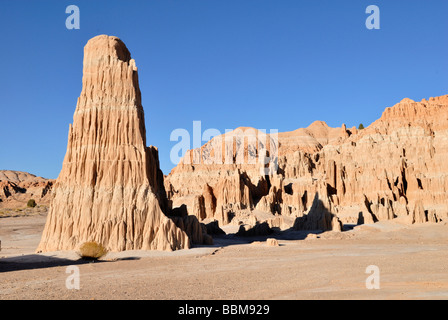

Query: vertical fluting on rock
<box><xmin>37</xmin><ymin>35</ymin><xmax>190</xmax><ymax>252</ymax></box>
<box><xmin>165</xmin><ymin>94</ymin><xmax>448</xmax><ymax>230</ymax></box>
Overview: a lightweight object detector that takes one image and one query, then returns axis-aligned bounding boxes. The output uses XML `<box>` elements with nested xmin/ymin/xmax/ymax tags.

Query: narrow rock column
<box><xmin>37</xmin><ymin>35</ymin><xmax>190</xmax><ymax>252</ymax></box>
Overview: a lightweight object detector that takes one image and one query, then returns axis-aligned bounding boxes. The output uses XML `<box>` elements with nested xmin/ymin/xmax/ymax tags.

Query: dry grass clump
<box><xmin>78</xmin><ymin>241</ymin><xmax>108</xmax><ymax>260</ymax></box>
<box><xmin>27</xmin><ymin>199</ymin><xmax>37</xmax><ymax>208</ymax></box>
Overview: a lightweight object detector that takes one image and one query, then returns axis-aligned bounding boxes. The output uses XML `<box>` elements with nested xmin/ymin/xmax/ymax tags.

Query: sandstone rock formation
<box><xmin>166</xmin><ymin>95</ymin><xmax>448</xmax><ymax>231</ymax></box>
<box><xmin>165</xmin><ymin>122</ymin><xmax>350</xmax><ymax>231</ymax></box>
<box><xmin>266</xmin><ymin>238</ymin><xmax>279</xmax><ymax>246</ymax></box>
<box><xmin>0</xmin><ymin>170</ymin><xmax>54</xmax><ymax>209</ymax></box>
<box><xmin>37</xmin><ymin>35</ymin><xmax>205</xmax><ymax>252</ymax></box>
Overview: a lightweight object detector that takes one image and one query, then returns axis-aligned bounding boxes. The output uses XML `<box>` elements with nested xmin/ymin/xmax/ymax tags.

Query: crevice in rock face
<box><xmin>326</xmin><ymin>183</ymin><xmax>337</xmax><ymax>197</ymax></box>
<box><xmin>301</xmin><ymin>190</ymin><xmax>308</xmax><ymax>212</ymax></box>
<box><xmin>417</xmin><ymin>178</ymin><xmax>423</xmax><ymax>190</ymax></box>
<box><xmin>284</xmin><ymin>183</ymin><xmax>293</xmax><ymax>195</ymax></box>
<box><xmin>394</xmin><ymin>177</ymin><xmax>399</xmax><ymax>187</ymax></box>
<box><xmin>265</xmin><ymin>175</ymin><xmax>272</xmax><ymax>193</ymax></box>
<box><xmin>429</xmin><ymin>145</ymin><xmax>435</xmax><ymax>158</ymax></box>
<box><xmin>363</xmin><ymin>195</ymin><xmax>374</xmax><ymax>215</ymax></box>
<box><xmin>386</xmin><ymin>177</ymin><xmax>392</xmax><ymax>192</ymax></box>
<box><xmin>401</xmin><ymin>167</ymin><xmax>408</xmax><ymax>196</ymax></box>
<box><xmin>41</xmin><ymin>181</ymin><xmax>54</xmax><ymax>198</ymax></box>
<box><xmin>1</xmin><ymin>182</ymin><xmax>27</xmax><ymax>198</ymax></box>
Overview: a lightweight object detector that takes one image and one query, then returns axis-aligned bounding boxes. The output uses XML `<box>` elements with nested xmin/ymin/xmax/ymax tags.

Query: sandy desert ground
<box><xmin>1</xmin><ymin>212</ymin><xmax>448</xmax><ymax>300</ymax></box>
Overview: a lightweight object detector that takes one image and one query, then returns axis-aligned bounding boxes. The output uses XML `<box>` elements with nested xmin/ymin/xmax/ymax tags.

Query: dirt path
<box><xmin>1</xmin><ymin>215</ymin><xmax>448</xmax><ymax>300</ymax></box>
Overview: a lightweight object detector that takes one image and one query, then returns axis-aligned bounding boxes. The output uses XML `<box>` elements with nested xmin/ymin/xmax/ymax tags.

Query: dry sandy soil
<box><xmin>1</xmin><ymin>213</ymin><xmax>448</xmax><ymax>300</ymax></box>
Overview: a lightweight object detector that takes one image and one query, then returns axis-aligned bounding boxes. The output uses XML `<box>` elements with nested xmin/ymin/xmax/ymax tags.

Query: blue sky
<box><xmin>0</xmin><ymin>0</ymin><xmax>447</xmax><ymax>178</ymax></box>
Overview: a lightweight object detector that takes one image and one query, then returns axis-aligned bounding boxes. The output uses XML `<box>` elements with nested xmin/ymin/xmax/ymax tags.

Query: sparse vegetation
<box><xmin>27</xmin><ymin>199</ymin><xmax>37</xmax><ymax>208</ymax></box>
<box><xmin>0</xmin><ymin>205</ymin><xmax>48</xmax><ymax>218</ymax></box>
<box><xmin>358</xmin><ymin>123</ymin><xmax>365</xmax><ymax>130</ymax></box>
<box><xmin>78</xmin><ymin>241</ymin><xmax>108</xmax><ymax>260</ymax></box>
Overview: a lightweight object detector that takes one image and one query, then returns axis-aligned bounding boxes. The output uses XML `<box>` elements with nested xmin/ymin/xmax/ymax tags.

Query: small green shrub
<box><xmin>78</xmin><ymin>241</ymin><xmax>108</xmax><ymax>260</ymax></box>
<box><xmin>27</xmin><ymin>199</ymin><xmax>37</xmax><ymax>208</ymax></box>
<box><xmin>358</xmin><ymin>123</ymin><xmax>365</xmax><ymax>130</ymax></box>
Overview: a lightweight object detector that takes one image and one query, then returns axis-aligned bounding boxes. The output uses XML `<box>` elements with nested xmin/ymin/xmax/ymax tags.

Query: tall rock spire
<box><xmin>37</xmin><ymin>35</ymin><xmax>190</xmax><ymax>252</ymax></box>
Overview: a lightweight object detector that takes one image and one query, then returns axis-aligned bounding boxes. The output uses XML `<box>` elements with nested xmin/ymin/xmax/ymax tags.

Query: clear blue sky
<box><xmin>1</xmin><ymin>0</ymin><xmax>447</xmax><ymax>179</ymax></box>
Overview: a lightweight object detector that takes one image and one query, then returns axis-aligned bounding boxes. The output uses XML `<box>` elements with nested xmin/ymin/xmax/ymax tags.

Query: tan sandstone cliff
<box><xmin>37</xmin><ymin>35</ymin><xmax>206</xmax><ymax>252</ymax></box>
<box><xmin>165</xmin><ymin>95</ymin><xmax>448</xmax><ymax>232</ymax></box>
<box><xmin>0</xmin><ymin>170</ymin><xmax>54</xmax><ymax>209</ymax></box>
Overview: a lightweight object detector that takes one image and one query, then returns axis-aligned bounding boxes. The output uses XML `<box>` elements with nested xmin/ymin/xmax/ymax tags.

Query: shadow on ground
<box><xmin>203</xmin><ymin>195</ymin><xmax>355</xmax><ymax>249</ymax></box>
<box><xmin>0</xmin><ymin>254</ymin><xmax>140</xmax><ymax>273</ymax></box>
<box><xmin>206</xmin><ymin>228</ymin><xmax>325</xmax><ymax>248</ymax></box>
